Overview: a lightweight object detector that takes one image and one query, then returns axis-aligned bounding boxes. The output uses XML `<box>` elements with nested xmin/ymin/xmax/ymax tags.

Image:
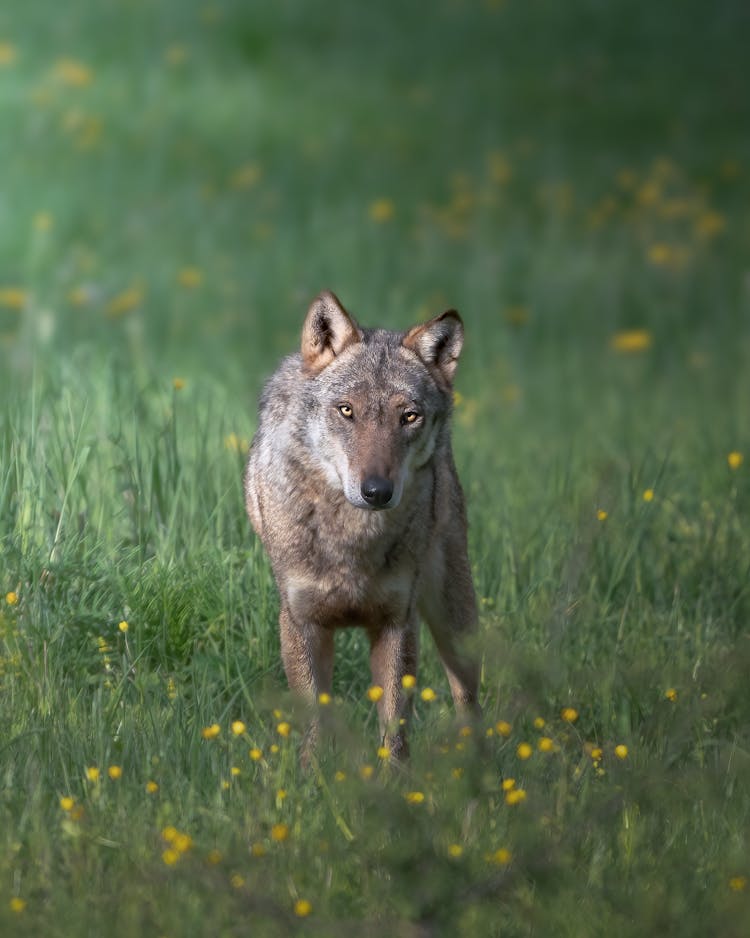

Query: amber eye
<box><xmin>338</xmin><ymin>403</ymin><xmax>354</xmax><ymax>419</ymax></box>
<box><xmin>402</xmin><ymin>411</ymin><xmax>420</xmax><ymax>425</ymax></box>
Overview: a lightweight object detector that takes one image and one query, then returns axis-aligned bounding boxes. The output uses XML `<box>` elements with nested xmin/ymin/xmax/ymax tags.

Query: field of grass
<box><xmin>2</xmin><ymin>0</ymin><xmax>750</xmax><ymax>934</ymax></box>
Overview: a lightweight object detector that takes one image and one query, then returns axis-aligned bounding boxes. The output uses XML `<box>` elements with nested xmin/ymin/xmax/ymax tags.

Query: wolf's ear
<box><xmin>301</xmin><ymin>291</ymin><xmax>360</xmax><ymax>374</ymax></box>
<box><xmin>403</xmin><ymin>310</ymin><xmax>464</xmax><ymax>384</ymax></box>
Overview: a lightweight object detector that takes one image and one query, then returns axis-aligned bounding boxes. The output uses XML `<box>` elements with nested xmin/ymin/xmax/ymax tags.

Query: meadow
<box><xmin>1</xmin><ymin>0</ymin><xmax>749</xmax><ymax>934</ymax></box>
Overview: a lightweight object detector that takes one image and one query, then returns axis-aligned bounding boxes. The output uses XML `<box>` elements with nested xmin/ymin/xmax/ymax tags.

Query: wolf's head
<box><xmin>299</xmin><ymin>291</ymin><xmax>464</xmax><ymax>511</ymax></box>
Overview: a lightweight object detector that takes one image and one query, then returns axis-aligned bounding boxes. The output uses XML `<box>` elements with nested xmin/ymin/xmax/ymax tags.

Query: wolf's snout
<box><xmin>361</xmin><ymin>475</ymin><xmax>394</xmax><ymax>509</ymax></box>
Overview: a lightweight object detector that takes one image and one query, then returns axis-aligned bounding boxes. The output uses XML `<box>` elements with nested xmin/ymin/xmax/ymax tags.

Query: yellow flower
<box><xmin>177</xmin><ymin>267</ymin><xmax>203</xmax><ymax>289</ymax></box>
<box><xmin>59</xmin><ymin>796</ymin><xmax>75</xmax><ymax>811</ymax></box>
<box><xmin>561</xmin><ymin>707</ymin><xmax>579</xmax><ymax>723</ymax></box>
<box><xmin>85</xmin><ymin>766</ymin><xmax>100</xmax><ymax>783</ymax></box>
<box><xmin>318</xmin><ymin>692</ymin><xmax>332</xmax><ymax>705</ymax></box>
<box><xmin>174</xmin><ymin>833</ymin><xmax>192</xmax><ymax>853</ymax></box>
<box><xmin>250</xmin><ymin>842</ymin><xmax>266</xmax><ymax>857</ymax></box>
<box><xmin>33</xmin><ymin>212</ymin><xmax>53</xmax><ymax>232</ymax></box>
<box><xmin>5</xmin><ymin>591</ymin><xmax>18</xmax><ymax>605</ymax></box>
<box><xmin>276</xmin><ymin>721</ymin><xmax>291</xmax><ymax>738</ymax></box>
<box><xmin>230</xmin><ymin>163</ymin><xmax>262</xmax><ymax>189</ymax></box>
<box><xmin>451</xmin><ymin>767</ymin><xmax>464</xmax><ymax>780</ymax></box>
<box><xmin>248</xmin><ymin>747</ymin><xmax>263</xmax><ymax>761</ymax></box>
<box><xmin>231</xmin><ymin>720</ymin><xmax>246</xmax><ymax>736</ymax></box>
<box><xmin>367</xmin><ymin>685</ymin><xmax>384</xmax><ymax>702</ymax></box>
<box><xmin>505</xmin><ymin>788</ymin><xmax>527</xmax><ymax>805</ymax></box>
<box><xmin>162</xmin><ymin>848</ymin><xmax>180</xmax><ymax>866</ymax></box>
<box><xmin>610</xmin><ymin>329</ymin><xmax>653</xmax><ymax>353</ymax></box>
<box><xmin>270</xmin><ymin>823</ymin><xmax>289</xmax><ymax>842</ymax></box>
<box><xmin>230</xmin><ymin>766</ymin><xmax>241</xmax><ymax>777</ymax></box>
<box><xmin>590</xmin><ymin>747</ymin><xmax>603</xmax><ymax>761</ymax></box>
<box><xmin>0</xmin><ymin>42</ymin><xmax>18</xmax><ymax>66</ymax></box>
<box><xmin>643</xmin><ymin>488</ymin><xmax>654</xmax><ymax>502</ymax></box>
<box><xmin>538</xmin><ymin>736</ymin><xmax>556</xmax><ymax>753</ymax></box>
<box><xmin>360</xmin><ymin>764</ymin><xmax>374</xmax><ymax>780</ymax></box>
<box><xmin>401</xmin><ymin>674</ymin><xmax>417</xmax><ymax>690</ymax></box>
<box><xmin>54</xmin><ymin>58</ymin><xmax>93</xmax><ymax>87</ymax></box>
<box><xmin>647</xmin><ymin>242</ymin><xmax>674</xmax><ymax>266</ymax></box>
<box><xmin>694</xmin><ymin>211</ymin><xmax>726</xmax><ymax>239</ymax></box>
<box><xmin>230</xmin><ymin>873</ymin><xmax>245</xmax><ymax>888</ymax></box>
<box><xmin>9</xmin><ymin>898</ymin><xmax>26</xmax><ymax>913</ymax></box>
<box><xmin>172</xmin><ymin>377</ymin><xmax>186</xmax><ymax>391</ymax></box>
<box><xmin>270</xmin><ymin>744</ymin><xmax>279</xmax><ymax>754</ymax></box>
<box><xmin>206</xmin><ymin>849</ymin><xmax>222</xmax><ymax>865</ymax></box>
<box><xmin>146</xmin><ymin>780</ymin><xmax>159</xmax><ymax>794</ymax></box>
<box><xmin>447</xmin><ymin>844</ymin><xmax>463</xmax><ymax>858</ymax></box>
<box><xmin>420</xmin><ymin>687</ymin><xmax>437</xmax><ymax>702</ymax></box>
<box><xmin>533</xmin><ymin>717</ymin><xmax>545</xmax><ymax>730</ymax></box>
<box><xmin>202</xmin><ymin>723</ymin><xmax>221</xmax><ymax>740</ymax></box>
<box><xmin>276</xmin><ymin>788</ymin><xmax>287</xmax><ymax>802</ymax></box>
<box><xmin>0</xmin><ymin>288</ymin><xmax>27</xmax><ymax>310</ymax></box>
<box><xmin>162</xmin><ymin>826</ymin><xmax>178</xmax><ymax>843</ymax></box>
<box><xmin>495</xmin><ymin>720</ymin><xmax>512</xmax><ymax>737</ymax></box>
<box><xmin>377</xmin><ymin>746</ymin><xmax>391</xmax><ymax>760</ymax></box>
<box><xmin>334</xmin><ymin>770</ymin><xmax>347</xmax><ymax>782</ymax></box>
<box><xmin>501</xmin><ymin>778</ymin><xmax>515</xmax><ymax>791</ymax></box>
<box><xmin>729</xmin><ymin>876</ymin><xmax>747</xmax><ymax>892</ymax></box>
<box><xmin>106</xmin><ymin>285</ymin><xmax>143</xmax><ymax>318</ymax></box>
<box><xmin>294</xmin><ymin>899</ymin><xmax>312</xmax><ymax>917</ymax></box>
<box><xmin>728</xmin><ymin>451</ymin><xmax>743</xmax><ymax>470</ymax></box>
<box><xmin>108</xmin><ymin>765</ymin><xmax>122</xmax><ymax>780</ymax></box>
<box><xmin>665</xmin><ymin>688</ymin><xmax>678</xmax><ymax>702</ymax></box>
<box><xmin>405</xmin><ymin>791</ymin><xmax>425</xmax><ymax>804</ymax></box>
<box><xmin>614</xmin><ymin>744</ymin><xmax>628</xmax><ymax>760</ymax></box>
<box><xmin>487</xmin><ymin>847</ymin><xmax>512</xmax><ymax>866</ymax></box>
<box><xmin>224</xmin><ymin>432</ymin><xmax>249</xmax><ymax>453</ymax></box>
<box><xmin>368</xmin><ymin>198</ymin><xmax>395</xmax><ymax>223</ymax></box>
<box><xmin>516</xmin><ymin>742</ymin><xmax>532</xmax><ymax>760</ymax></box>
<box><xmin>597</xmin><ymin>509</ymin><xmax>608</xmax><ymax>522</ymax></box>
<box><xmin>118</xmin><ymin>620</ymin><xmax>129</xmax><ymax>633</ymax></box>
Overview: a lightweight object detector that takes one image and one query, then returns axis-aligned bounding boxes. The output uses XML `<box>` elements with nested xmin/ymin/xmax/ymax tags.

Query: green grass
<box><xmin>1</xmin><ymin>0</ymin><xmax>750</xmax><ymax>933</ymax></box>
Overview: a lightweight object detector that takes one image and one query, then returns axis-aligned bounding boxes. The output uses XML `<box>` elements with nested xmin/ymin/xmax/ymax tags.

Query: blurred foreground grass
<box><xmin>1</xmin><ymin>0</ymin><xmax>749</xmax><ymax>934</ymax></box>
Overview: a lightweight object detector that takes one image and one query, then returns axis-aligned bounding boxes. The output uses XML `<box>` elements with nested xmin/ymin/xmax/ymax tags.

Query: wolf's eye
<box><xmin>338</xmin><ymin>403</ymin><xmax>354</xmax><ymax>419</ymax></box>
<box><xmin>402</xmin><ymin>411</ymin><xmax>420</xmax><ymax>425</ymax></box>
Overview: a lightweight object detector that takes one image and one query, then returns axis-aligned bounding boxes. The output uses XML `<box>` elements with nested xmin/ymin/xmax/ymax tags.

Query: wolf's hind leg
<box><xmin>420</xmin><ymin>546</ymin><xmax>481</xmax><ymax>715</ymax></box>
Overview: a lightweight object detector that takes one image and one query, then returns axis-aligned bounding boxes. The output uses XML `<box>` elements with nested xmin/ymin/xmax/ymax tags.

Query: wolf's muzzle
<box><xmin>361</xmin><ymin>475</ymin><xmax>394</xmax><ymax>509</ymax></box>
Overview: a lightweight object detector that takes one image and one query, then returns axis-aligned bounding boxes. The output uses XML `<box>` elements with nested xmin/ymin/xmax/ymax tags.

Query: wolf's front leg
<box><xmin>279</xmin><ymin>605</ymin><xmax>334</xmax><ymax>763</ymax></box>
<box><xmin>368</xmin><ymin>621</ymin><xmax>419</xmax><ymax>760</ymax></box>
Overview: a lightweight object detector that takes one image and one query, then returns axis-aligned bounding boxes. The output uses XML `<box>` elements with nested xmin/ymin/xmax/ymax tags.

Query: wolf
<box><xmin>244</xmin><ymin>291</ymin><xmax>480</xmax><ymax>759</ymax></box>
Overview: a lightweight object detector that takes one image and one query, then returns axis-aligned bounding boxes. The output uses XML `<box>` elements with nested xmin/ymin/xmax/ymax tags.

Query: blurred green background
<box><xmin>1</xmin><ymin>0</ymin><xmax>749</xmax><ymax>934</ymax></box>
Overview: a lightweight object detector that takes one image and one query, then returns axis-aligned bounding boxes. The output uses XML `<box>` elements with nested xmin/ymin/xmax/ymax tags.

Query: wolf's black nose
<box><xmin>361</xmin><ymin>476</ymin><xmax>394</xmax><ymax>508</ymax></box>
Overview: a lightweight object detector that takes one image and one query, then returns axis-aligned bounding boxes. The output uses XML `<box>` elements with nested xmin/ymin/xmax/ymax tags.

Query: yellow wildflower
<box><xmin>0</xmin><ymin>42</ymin><xmax>18</xmax><ymax>66</ymax></box>
<box><xmin>5</xmin><ymin>591</ymin><xmax>18</xmax><ymax>605</ymax></box>
<box><xmin>561</xmin><ymin>707</ymin><xmax>579</xmax><ymax>723</ymax></box>
<box><xmin>334</xmin><ymin>771</ymin><xmax>347</xmax><ymax>782</ymax></box>
<box><xmin>447</xmin><ymin>844</ymin><xmax>463</xmax><ymax>858</ymax></box>
<box><xmin>201</xmin><ymin>723</ymin><xmax>221</xmax><ymax>740</ymax></box>
<box><xmin>538</xmin><ymin>736</ymin><xmax>556</xmax><ymax>753</ymax></box>
<box><xmin>367</xmin><ymin>685</ymin><xmax>384</xmax><ymax>702</ymax></box>
<box><xmin>505</xmin><ymin>788</ymin><xmax>527</xmax><ymax>805</ymax></box>
<box><xmin>276</xmin><ymin>721</ymin><xmax>291</xmax><ymax>738</ymax></box>
<box><xmin>665</xmin><ymin>688</ymin><xmax>678</xmax><ymax>702</ymax></box>
<box><xmin>642</xmin><ymin>488</ymin><xmax>654</xmax><ymax>502</ymax></box>
<box><xmin>106</xmin><ymin>285</ymin><xmax>143</xmax><ymax>318</ymax></box>
<box><xmin>146</xmin><ymin>780</ymin><xmax>159</xmax><ymax>794</ymax></box>
<box><xmin>487</xmin><ymin>847</ymin><xmax>512</xmax><ymax>866</ymax></box>
<box><xmin>177</xmin><ymin>267</ymin><xmax>203</xmax><ymax>289</ymax></box>
<box><xmin>590</xmin><ymin>747</ymin><xmax>603</xmax><ymax>761</ymax></box>
<box><xmin>162</xmin><ymin>848</ymin><xmax>179</xmax><ymax>866</ymax></box>
<box><xmin>597</xmin><ymin>509</ymin><xmax>608</xmax><ymax>522</ymax></box>
<box><xmin>694</xmin><ymin>211</ymin><xmax>726</xmax><ymax>239</ymax></box>
<box><xmin>33</xmin><ymin>212</ymin><xmax>53</xmax><ymax>231</ymax></box>
<box><xmin>85</xmin><ymin>766</ymin><xmax>100</xmax><ymax>783</ymax></box>
<box><xmin>249</xmin><ymin>747</ymin><xmax>263</xmax><ymax>761</ymax></box>
<box><xmin>318</xmin><ymin>692</ymin><xmax>332</xmax><ymax>705</ymax></box>
<box><xmin>614</xmin><ymin>744</ymin><xmax>628</xmax><ymax>760</ymax></box>
<box><xmin>9</xmin><ymin>898</ymin><xmax>26</xmax><ymax>913</ymax></box>
<box><xmin>420</xmin><ymin>687</ymin><xmax>437</xmax><ymax>702</ymax></box>
<box><xmin>54</xmin><ymin>58</ymin><xmax>93</xmax><ymax>87</ymax></box>
<box><xmin>501</xmin><ymin>778</ymin><xmax>515</xmax><ymax>791</ymax></box>
<box><xmin>729</xmin><ymin>876</ymin><xmax>747</xmax><ymax>892</ymax></box>
<box><xmin>377</xmin><ymin>746</ymin><xmax>391</xmax><ymax>760</ymax></box>
<box><xmin>118</xmin><ymin>620</ymin><xmax>129</xmax><ymax>633</ymax></box>
<box><xmin>230</xmin><ymin>873</ymin><xmax>245</xmax><ymax>888</ymax></box>
<box><xmin>231</xmin><ymin>720</ymin><xmax>246</xmax><ymax>736</ymax></box>
<box><xmin>533</xmin><ymin>717</ymin><xmax>545</xmax><ymax>730</ymax></box>
<box><xmin>206</xmin><ymin>849</ymin><xmax>222</xmax><ymax>865</ymax></box>
<box><xmin>294</xmin><ymin>899</ymin><xmax>312</xmax><ymax>917</ymax></box>
<box><xmin>0</xmin><ymin>288</ymin><xmax>27</xmax><ymax>309</ymax></box>
<box><xmin>270</xmin><ymin>823</ymin><xmax>289</xmax><ymax>842</ymax></box>
<box><xmin>728</xmin><ymin>451</ymin><xmax>743</xmax><ymax>470</ymax></box>
<box><xmin>59</xmin><ymin>796</ymin><xmax>75</xmax><ymax>811</ymax></box>
<box><xmin>610</xmin><ymin>329</ymin><xmax>653</xmax><ymax>353</ymax></box>
<box><xmin>647</xmin><ymin>243</ymin><xmax>674</xmax><ymax>266</ymax></box>
<box><xmin>402</xmin><ymin>674</ymin><xmax>417</xmax><ymax>690</ymax></box>
<box><xmin>495</xmin><ymin>720</ymin><xmax>512</xmax><ymax>737</ymax></box>
<box><xmin>107</xmin><ymin>765</ymin><xmax>122</xmax><ymax>780</ymax></box>
<box><xmin>516</xmin><ymin>742</ymin><xmax>532</xmax><ymax>760</ymax></box>
<box><xmin>360</xmin><ymin>764</ymin><xmax>374</xmax><ymax>780</ymax></box>
<box><xmin>172</xmin><ymin>377</ymin><xmax>186</xmax><ymax>391</ymax></box>
<box><xmin>251</xmin><ymin>842</ymin><xmax>266</xmax><ymax>857</ymax></box>
<box><xmin>368</xmin><ymin>198</ymin><xmax>395</xmax><ymax>223</ymax></box>
<box><xmin>405</xmin><ymin>791</ymin><xmax>425</xmax><ymax>804</ymax></box>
